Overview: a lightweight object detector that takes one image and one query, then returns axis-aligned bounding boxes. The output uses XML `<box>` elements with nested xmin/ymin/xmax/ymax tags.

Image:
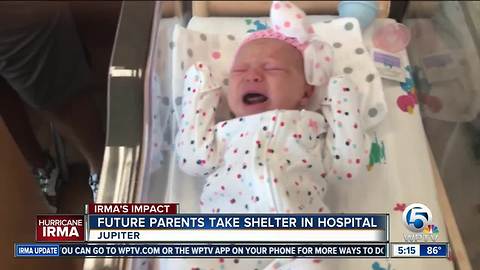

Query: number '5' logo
<box><xmin>402</xmin><ymin>203</ymin><xmax>432</xmax><ymax>232</ymax></box>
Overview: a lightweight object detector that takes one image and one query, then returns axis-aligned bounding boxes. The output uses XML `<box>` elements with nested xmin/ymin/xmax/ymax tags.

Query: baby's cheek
<box><xmin>226</xmin><ymin>86</ymin><xmax>240</xmax><ymax>112</ymax></box>
<box><xmin>273</xmin><ymin>83</ymin><xmax>303</xmax><ymax>108</ymax></box>
<box><xmin>228</xmin><ymin>77</ymin><xmax>243</xmax><ymax>96</ymax></box>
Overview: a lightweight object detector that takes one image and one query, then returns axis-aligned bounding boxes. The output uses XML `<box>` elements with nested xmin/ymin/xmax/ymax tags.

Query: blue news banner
<box><xmin>88</xmin><ymin>214</ymin><xmax>388</xmax><ymax>230</ymax></box>
<box><xmin>15</xmin><ymin>243</ymin><xmax>388</xmax><ymax>258</ymax></box>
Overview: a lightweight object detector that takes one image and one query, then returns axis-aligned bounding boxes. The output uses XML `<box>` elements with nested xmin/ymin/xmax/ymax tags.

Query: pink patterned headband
<box><xmin>240</xmin><ymin>28</ymin><xmax>309</xmax><ymax>53</ymax></box>
<box><xmin>236</xmin><ymin>1</ymin><xmax>334</xmax><ymax>86</ymax></box>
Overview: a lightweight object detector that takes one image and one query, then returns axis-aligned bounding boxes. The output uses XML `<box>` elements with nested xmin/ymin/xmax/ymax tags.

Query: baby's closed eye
<box><xmin>231</xmin><ymin>68</ymin><xmax>247</xmax><ymax>73</ymax></box>
<box><xmin>264</xmin><ymin>63</ymin><xmax>290</xmax><ymax>75</ymax></box>
<box><xmin>263</xmin><ymin>63</ymin><xmax>285</xmax><ymax>71</ymax></box>
<box><xmin>231</xmin><ymin>64</ymin><xmax>248</xmax><ymax>73</ymax></box>
<box><xmin>264</xmin><ymin>67</ymin><xmax>284</xmax><ymax>72</ymax></box>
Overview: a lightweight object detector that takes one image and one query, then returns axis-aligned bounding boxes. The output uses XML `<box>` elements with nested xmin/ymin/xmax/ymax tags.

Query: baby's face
<box><xmin>228</xmin><ymin>39</ymin><xmax>313</xmax><ymax>117</ymax></box>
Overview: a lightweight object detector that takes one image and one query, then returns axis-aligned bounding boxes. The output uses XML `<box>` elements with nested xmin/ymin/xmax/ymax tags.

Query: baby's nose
<box><xmin>245</xmin><ymin>69</ymin><xmax>264</xmax><ymax>83</ymax></box>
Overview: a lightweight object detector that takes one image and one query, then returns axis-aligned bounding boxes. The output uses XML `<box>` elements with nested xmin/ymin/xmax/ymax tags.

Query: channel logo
<box><xmin>402</xmin><ymin>203</ymin><xmax>432</xmax><ymax>232</ymax></box>
<box><xmin>402</xmin><ymin>203</ymin><xmax>439</xmax><ymax>242</ymax></box>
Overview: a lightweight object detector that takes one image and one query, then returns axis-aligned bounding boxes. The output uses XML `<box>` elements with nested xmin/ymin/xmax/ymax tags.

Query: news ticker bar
<box><xmin>15</xmin><ymin>243</ymin><xmax>449</xmax><ymax>258</ymax></box>
<box><xmin>15</xmin><ymin>243</ymin><xmax>388</xmax><ymax>258</ymax></box>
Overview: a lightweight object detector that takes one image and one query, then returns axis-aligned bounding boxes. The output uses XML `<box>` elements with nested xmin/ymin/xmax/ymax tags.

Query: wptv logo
<box><xmin>402</xmin><ymin>203</ymin><xmax>439</xmax><ymax>242</ymax></box>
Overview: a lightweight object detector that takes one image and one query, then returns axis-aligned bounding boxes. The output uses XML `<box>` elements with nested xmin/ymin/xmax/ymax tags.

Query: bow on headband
<box><xmin>240</xmin><ymin>1</ymin><xmax>334</xmax><ymax>87</ymax></box>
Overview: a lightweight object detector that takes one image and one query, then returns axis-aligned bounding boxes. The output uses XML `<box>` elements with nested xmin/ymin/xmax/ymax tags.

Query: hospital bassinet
<box><xmin>89</xmin><ymin>1</ymin><xmax>473</xmax><ymax>270</ymax></box>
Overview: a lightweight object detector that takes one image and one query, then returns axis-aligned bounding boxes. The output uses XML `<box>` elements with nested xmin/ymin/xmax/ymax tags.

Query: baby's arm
<box><xmin>175</xmin><ymin>62</ymin><xmax>223</xmax><ymax>177</ymax></box>
<box><xmin>322</xmin><ymin>75</ymin><xmax>366</xmax><ymax>181</ymax></box>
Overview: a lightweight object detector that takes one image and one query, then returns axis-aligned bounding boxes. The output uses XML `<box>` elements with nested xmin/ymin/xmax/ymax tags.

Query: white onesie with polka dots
<box><xmin>175</xmin><ymin>62</ymin><xmax>368</xmax><ymax>215</ymax></box>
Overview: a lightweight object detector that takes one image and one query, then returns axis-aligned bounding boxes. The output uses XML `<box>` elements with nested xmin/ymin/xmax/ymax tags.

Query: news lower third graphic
<box><xmin>15</xmin><ymin>203</ymin><xmax>450</xmax><ymax>258</ymax></box>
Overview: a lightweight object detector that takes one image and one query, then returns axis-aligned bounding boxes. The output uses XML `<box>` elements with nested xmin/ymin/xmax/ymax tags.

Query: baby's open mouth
<box><xmin>243</xmin><ymin>93</ymin><xmax>268</xmax><ymax>105</ymax></box>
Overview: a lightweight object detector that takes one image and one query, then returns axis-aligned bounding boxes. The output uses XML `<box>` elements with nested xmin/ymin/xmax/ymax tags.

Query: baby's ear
<box><xmin>300</xmin><ymin>84</ymin><xmax>314</xmax><ymax>106</ymax></box>
<box><xmin>304</xmin><ymin>84</ymin><xmax>314</xmax><ymax>98</ymax></box>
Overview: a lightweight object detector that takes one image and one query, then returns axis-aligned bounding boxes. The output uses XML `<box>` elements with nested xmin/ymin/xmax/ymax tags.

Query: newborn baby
<box><xmin>171</xmin><ymin>1</ymin><xmax>368</xmax><ymax>269</ymax></box>
<box><xmin>176</xmin><ymin>31</ymin><xmax>366</xmax><ymax>214</ymax></box>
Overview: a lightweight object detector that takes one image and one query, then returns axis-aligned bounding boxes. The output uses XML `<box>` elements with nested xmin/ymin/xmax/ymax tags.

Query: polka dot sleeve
<box><xmin>322</xmin><ymin>75</ymin><xmax>366</xmax><ymax>181</ymax></box>
<box><xmin>175</xmin><ymin>62</ymin><xmax>223</xmax><ymax>177</ymax></box>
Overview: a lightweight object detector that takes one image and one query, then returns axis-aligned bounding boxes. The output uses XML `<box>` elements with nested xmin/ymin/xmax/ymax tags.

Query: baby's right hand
<box><xmin>184</xmin><ymin>62</ymin><xmax>221</xmax><ymax>94</ymax></box>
